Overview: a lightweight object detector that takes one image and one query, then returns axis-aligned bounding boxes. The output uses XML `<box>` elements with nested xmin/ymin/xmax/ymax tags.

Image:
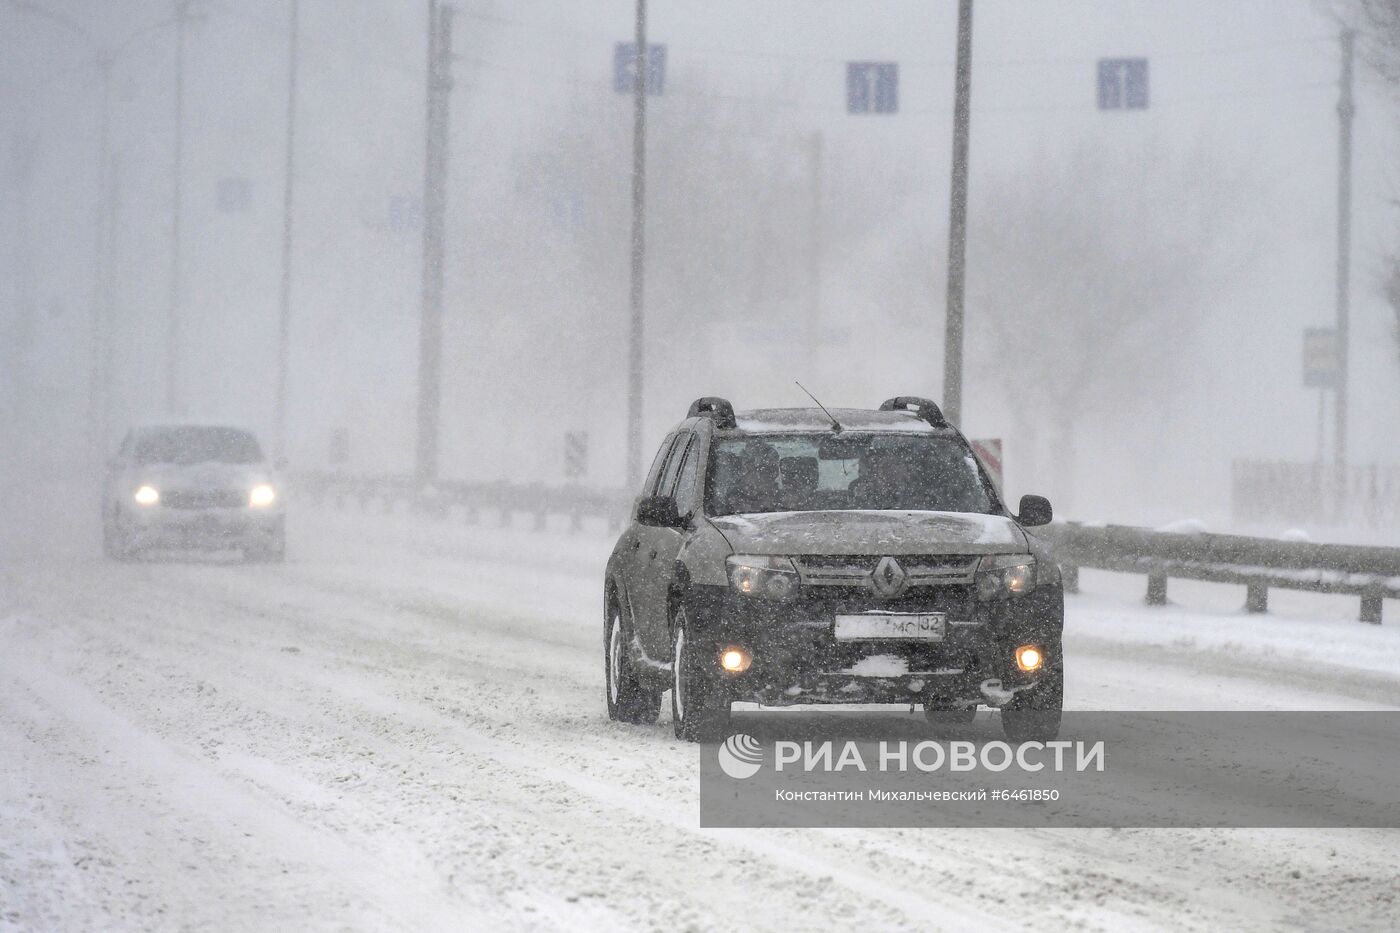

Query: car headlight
<box><xmin>975</xmin><ymin>554</ymin><xmax>1036</xmax><ymax>600</ymax></box>
<box><xmin>249</xmin><ymin>484</ymin><xmax>277</xmax><ymax>508</ymax></box>
<box><xmin>727</xmin><ymin>555</ymin><xmax>799</xmax><ymax>599</ymax></box>
<box><xmin>133</xmin><ymin>485</ymin><xmax>159</xmax><ymax>506</ymax></box>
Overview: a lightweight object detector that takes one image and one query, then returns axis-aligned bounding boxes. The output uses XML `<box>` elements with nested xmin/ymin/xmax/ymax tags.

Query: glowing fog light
<box><xmin>719</xmin><ymin>647</ymin><xmax>752</xmax><ymax>673</ymax></box>
<box><xmin>1015</xmin><ymin>645</ymin><xmax>1044</xmax><ymax>673</ymax></box>
<box><xmin>133</xmin><ymin>485</ymin><xmax>159</xmax><ymax>506</ymax></box>
<box><xmin>249</xmin><ymin>484</ymin><xmax>277</xmax><ymax>508</ymax></box>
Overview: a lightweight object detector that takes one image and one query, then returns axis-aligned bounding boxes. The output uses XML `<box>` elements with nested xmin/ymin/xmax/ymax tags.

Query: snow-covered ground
<box><xmin>2</xmin><ymin>488</ymin><xmax>1398</xmax><ymax>931</ymax></box>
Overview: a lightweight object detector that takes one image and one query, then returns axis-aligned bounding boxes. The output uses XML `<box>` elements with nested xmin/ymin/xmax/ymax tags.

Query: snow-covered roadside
<box><xmin>1</xmin><ymin>499</ymin><xmax>1398</xmax><ymax>931</ymax></box>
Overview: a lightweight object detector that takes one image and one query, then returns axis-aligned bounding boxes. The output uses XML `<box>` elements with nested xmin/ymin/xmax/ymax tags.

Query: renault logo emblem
<box><xmin>870</xmin><ymin>556</ymin><xmax>908</xmax><ymax>598</ymax></box>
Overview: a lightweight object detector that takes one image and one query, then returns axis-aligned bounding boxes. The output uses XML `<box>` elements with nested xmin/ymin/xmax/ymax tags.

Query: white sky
<box><xmin>3</xmin><ymin>0</ymin><xmax>1397</xmax><ymax>525</ymax></box>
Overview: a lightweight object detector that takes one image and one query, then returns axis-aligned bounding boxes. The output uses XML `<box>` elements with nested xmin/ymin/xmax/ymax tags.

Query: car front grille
<box><xmin>161</xmin><ymin>489</ymin><xmax>246</xmax><ymax>510</ymax></box>
<box><xmin>794</xmin><ymin>554</ymin><xmax>978</xmax><ymax>590</ymax></box>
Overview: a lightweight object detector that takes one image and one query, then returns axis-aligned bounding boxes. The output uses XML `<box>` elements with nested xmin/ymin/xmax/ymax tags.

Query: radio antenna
<box><xmin>795</xmin><ymin>381</ymin><xmax>844</xmax><ymax>434</ymax></box>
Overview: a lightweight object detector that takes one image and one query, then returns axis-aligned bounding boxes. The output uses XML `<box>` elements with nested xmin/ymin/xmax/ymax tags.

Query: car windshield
<box><xmin>132</xmin><ymin>427</ymin><xmax>263</xmax><ymax>465</ymax></box>
<box><xmin>705</xmin><ymin>433</ymin><xmax>994</xmax><ymax>516</ymax></box>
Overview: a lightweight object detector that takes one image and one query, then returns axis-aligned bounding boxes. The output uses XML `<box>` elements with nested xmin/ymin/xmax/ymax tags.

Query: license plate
<box><xmin>833</xmin><ymin>612</ymin><xmax>946</xmax><ymax>642</ymax></box>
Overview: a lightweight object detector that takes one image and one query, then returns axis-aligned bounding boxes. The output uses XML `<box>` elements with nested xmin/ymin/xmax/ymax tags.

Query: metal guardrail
<box><xmin>295</xmin><ymin>472</ymin><xmax>1398</xmax><ymax>624</ymax></box>
<box><xmin>1038</xmin><ymin>523</ymin><xmax>1400</xmax><ymax>624</ymax></box>
<box><xmin>293</xmin><ymin>470</ymin><xmax>631</xmax><ymax>532</ymax></box>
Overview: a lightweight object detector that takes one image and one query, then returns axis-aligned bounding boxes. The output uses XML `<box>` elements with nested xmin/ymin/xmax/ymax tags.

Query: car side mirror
<box><xmin>637</xmin><ymin>495</ymin><xmax>684</xmax><ymax>528</ymax></box>
<box><xmin>1017</xmin><ymin>494</ymin><xmax>1053</xmax><ymax>527</ymax></box>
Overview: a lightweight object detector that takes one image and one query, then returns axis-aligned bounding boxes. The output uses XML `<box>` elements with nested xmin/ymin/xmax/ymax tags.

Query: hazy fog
<box><xmin>4</xmin><ymin>0</ymin><xmax>1397</xmax><ymax>527</ymax></box>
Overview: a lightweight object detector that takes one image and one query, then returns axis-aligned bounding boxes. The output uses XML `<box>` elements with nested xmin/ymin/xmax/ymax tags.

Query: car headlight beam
<box><xmin>975</xmin><ymin>555</ymin><xmax>1036</xmax><ymax>601</ymax></box>
<box><xmin>133</xmin><ymin>485</ymin><xmax>159</xmax><ymax>506</ymax></box>
<box><xmin>726</xmin><ymin>555</ymin><xmax>799</xmax><ymax>599</ymax></box>
<box><xmin>249</xmin><ymin>484</ymin><xmax>277</xmax><ymax>508</ymax></box>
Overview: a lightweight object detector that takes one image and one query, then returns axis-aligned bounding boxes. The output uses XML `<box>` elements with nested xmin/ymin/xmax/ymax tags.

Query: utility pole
<box><xmin>1334</xmin><ymin>28</ymin><xmax>1355</xmax><ymax>468</ymax></box>
<box><xmin>941</xmin><ymin>0</ymin><xmax>973</xmax><ymax>426</ymax></box>
<box><xmin>625</xmin><ymin>0</ymin><xmax>649</xmax><ymax>492</ymax></box>
<box><xmin>87</xmin><ymin>55</ymin><xmax>114</xmax><ymax>453</ymax></box>
<box><xmin>807</xmin><ymin>131</ymin><xmax>823</xmax><ymax>372</ymax></box>
<box><xmin>274</xmin><ymin>0</ymin><xmax>301</xmax><ymax>462</ymax></box>
<box><xmin>9</xmin><ymin>136</ymin><xmax>37</xmax><ymax>430</ymax></box>
<box><xmin>167</xmin><ymin>0</ymin><xmax>190</xmax><ymax>416</ymax></box>
<box><xmin>414</xmin><ymin>0</ymin><xmax>454</xmax><ymax>487</ymax></box>
<box><xmin>101</xmin><ymin>153</ymin><xmax>121</xmax><ymax>450</ymax></box>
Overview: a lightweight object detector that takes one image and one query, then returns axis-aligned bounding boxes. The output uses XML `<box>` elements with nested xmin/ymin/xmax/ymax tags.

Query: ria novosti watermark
<box><xmin>700</xmin><ymin>712</ymin><xmax>1400</xmax><ymax>828</ymax></box>
<box><xmin>762</xmin><ymin>736</ymin><xmax>1104</xmax><ymax>775</ymax></box>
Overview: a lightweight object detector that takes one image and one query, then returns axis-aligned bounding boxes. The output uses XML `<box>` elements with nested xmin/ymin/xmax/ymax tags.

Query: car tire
<box><xmin>1000</xmin><ymin>666</ymin><xmax>1064</xmax><ymax>743</ymax></box>
<box><xmin>244</xmin><ymin>526</ymin><xmax>286</xmax><ymax>564</ymax></box>
<box><xmin>102</xmin><ymin>513</ymin><xmax>135</xmax><ymax>562</ymax></box>
<box><xmin>671</xmin><ymin>608</ymin><xmax>729</xmax><ymax>743</ymax></box>
<box><xmin>605</xmin><ymin>600</ymin><xmax>662</xmax><ymax>724</ymax></box>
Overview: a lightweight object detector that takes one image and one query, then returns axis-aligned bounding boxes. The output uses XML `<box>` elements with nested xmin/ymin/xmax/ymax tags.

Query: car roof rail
<box><xmin>878</xmin><ymin>396</ymin><xmax>948</xmax><ymax>427</ymax></box>
<box><xmin>687</xmin><ymin>396</ymin><xmax>737</xmax><ymax>429</ymax></box>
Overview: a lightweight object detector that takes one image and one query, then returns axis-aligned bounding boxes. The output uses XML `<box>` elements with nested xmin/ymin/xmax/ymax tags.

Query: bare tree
<box><xmin>1330</xmin><ymin>1</ymin><xmax>1400</xmax><ymax>81</ymax></box>
<box><xmin>469</xmin><ymin>80</ymin><xmax>813</xmax><ymax>417</ymax></box>
<box><xmin>967</xmin><ymin>141</ymin><xmax>1245</xmax><ymax>507</ymax></box>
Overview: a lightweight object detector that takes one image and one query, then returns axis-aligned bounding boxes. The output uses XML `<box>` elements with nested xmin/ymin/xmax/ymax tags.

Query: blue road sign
<box><xmin>847</xmin><ymin>62</ymin><xmax>898</xmax><ymax>114</ymax></box>
<box><xmin>614</xmin><ymin>42</ymin><xmax>666</xmax><ymax>95</ymax></box>
<box><xmin>1098</xmin><ymin>58</ymin><xmax>1149</xmax><ymax>109</ymax></box>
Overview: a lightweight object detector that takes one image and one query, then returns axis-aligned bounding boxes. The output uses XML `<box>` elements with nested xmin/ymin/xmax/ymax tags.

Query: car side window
<box><xmin>656</xmin><ymin>434</ymin><xmax>694</xmax><ymax>501</ymax></box>
<box><xmin>673</xmin><ymin>437</ymin><xmax>702</xmax><ymax>515</ymax></box>
<box><xmin>642</xmin><ymin>433</ymin><xmax>678</xmax><ymax>496</ymax></box>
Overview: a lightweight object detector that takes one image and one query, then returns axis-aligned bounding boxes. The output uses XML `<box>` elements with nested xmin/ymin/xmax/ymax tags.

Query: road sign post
<box><xmin>1303</xmin><ymin>327</ymin><xmax>1339</xmax><ymax>389</ymax></box>
<box><xmin>1304</xmin><ymin>327</ymin><xmax>1339</xmax><ymax>466</ymax></box>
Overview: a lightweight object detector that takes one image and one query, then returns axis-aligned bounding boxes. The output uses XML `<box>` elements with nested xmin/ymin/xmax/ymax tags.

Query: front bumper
<box><xmin>120</xmin><ymin>507</ymin><xmax>283</xmax><ymax>550</ymax></box>
<box><xmin>682</xmin><ymin>583</ymin><xmax>1063</xmax><ymax>707</ymax></box>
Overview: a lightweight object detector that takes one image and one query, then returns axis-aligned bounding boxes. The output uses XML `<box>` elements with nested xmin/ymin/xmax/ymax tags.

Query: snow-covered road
<box><xmin>2</xmin><ymin>494</ymin><xmax>1398</xmax><ymax>931</ymax></box>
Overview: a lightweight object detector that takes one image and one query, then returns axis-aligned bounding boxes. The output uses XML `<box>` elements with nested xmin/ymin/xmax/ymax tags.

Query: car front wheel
<box><xmin>102</xmin><ymin>512</ymin><xmax>136</xmax><ymax>561</ymax></box>
<box><xmin>244</xmin><ymin>526</ymin><xmax>286</xmax><ymax>564</ymax></box>
<box><xmin>671</xmin><ymin>609</ymin><xmax>729</xmax><ymax>742</ymax></box>
<box><xmin>605</xmin><ymin>601</ymin><xmax>661</xmax><ymax>724</ymax></box>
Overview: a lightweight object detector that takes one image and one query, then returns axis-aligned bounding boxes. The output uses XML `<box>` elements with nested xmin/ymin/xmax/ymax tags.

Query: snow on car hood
<box><xmin>132</xmin><ymin>461</ymin><xmax>271</xmax><ymax>491</ymax></box>
<box><xmin>709</xmin><ymin>510</ymin><xmax>1027</xmax><ymax>556</ymax></box>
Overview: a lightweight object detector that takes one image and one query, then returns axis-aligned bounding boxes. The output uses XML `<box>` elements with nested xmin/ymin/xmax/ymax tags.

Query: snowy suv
<box><xmin>102</xmin><ymin>423</ymin><xmax>286</xmax><ymax>562</ymax></box>
<box><xmin>604</xmin><ymin>397</ymin><xmax>1063</xmax><ymax>742</ymax></box>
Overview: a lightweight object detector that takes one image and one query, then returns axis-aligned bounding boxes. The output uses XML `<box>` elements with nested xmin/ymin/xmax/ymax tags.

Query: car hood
<box><xmin>130</xmin><ymin>462</ymin><xmax>271</xmax><ymax>490</ymax></box>
<box><xmin>709</xmin><ymin>510</ymin><xmax>1028</xmax><ymax>556</ymax></box>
